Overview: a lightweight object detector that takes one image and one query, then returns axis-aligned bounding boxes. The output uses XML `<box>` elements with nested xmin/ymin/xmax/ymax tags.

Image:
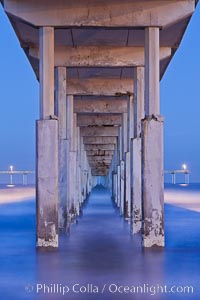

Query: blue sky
<box><xmin>160</xmin><ymin>4</ymin><xmax>200</xmax><ymax>182</ymax></box>
<box><xmin>0</xmin><ymin>4</ymin><xmax>200</xmax><ymax>182</ymax></box>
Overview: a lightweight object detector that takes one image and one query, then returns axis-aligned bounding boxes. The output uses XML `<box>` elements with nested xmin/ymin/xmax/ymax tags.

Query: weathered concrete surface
<box><xmin>120</xmin><ymin>160</ymin><xmax>125</xmax><ymax>215</ymax></box>
<box><xmin>122</xmin><ymin>113</ymin><xmax>128</xmax><ymax>158</ymax></box>
<box><xmin>131</xmin><ymin>137</ymin><xmax>142</xmax><ymax>234</ymax></box>
<box><xmin>113</xmin><ymin>173</ymin><xmax>118</xmax><ymax>201</ymax></box>
<box><xmin>55</xmin><ymin>67</ymin><xmax>68</xmax><ymax>229</ymax></box>
<box><xmin>133</xmin><ymin>66</ymin><xmax>145</xmax><ymax>138</ymax></box>
<box><xmin>127</xmin><ymin>96</ymin><xmax>134</xmax><ymax>152</ymax></box>
<box><xmin>87</xmin><ymin>150</ymin><xmax>114</xmax><ymax>156</ymax></box>
<box><xmin>74</xmin><ymin>98</ymin><xmax>127</xmax><ymax>113</ymax></box>
<box><xmin>124</xmin><ymin>151</ymin><xmax>131</xmax><ymax>220</ymax></box>
<box><xmin>131</xmin><ymin>66</ymin><xmax>144</xmax><ymax>234</ymax></box>
<box><xmin>68</xmin><ymin>151</ymin><xmax>77</xmax><ymax>221</ymax></box>
<box><xmin>77</xmin><ymin>114</ymin><xmax>122</xmax><ymax>127</ymax></box>
<box><xmin>145</xmin><ymin>27</ymin><xmax>160</xmax><ymax>116</ymax></box>
<box><xmin>85</xmin><ymin>144</ymin><xmax>116</xmax><ymax>151</ymax></box>
<box><xmin>141</xmin><ymin>116</ymin><xmax>164</xmax><ymax>247</ymax></box>
<box><xmin>39</xmin><ymin>27</ymin><xmax>54</xmax><ymax>119</ymax></box>
<box><xmin>36</xmin><ymin>119</ymin><xmax>58</xmax><ymax>249</ymax></box>
<box><xmin>30</xmin><ymin>45</ymin><xmax>171</xmax><ymax>67</ymax></box>
<box><xmin>75</xmin><ymin>127</ymin><xmax>81</xmax><ymax>216</ymax></box>
<box><xmin>88</xmin><ymin>155</ymin><xmax>112</xmax><ymax>161</ymax></box>
<box><xmin>5</xmin><ymin>0</ymin><xmax>195</xmax><ymax>28</ymax></box>
<box><xmin>80</xmin><ymin>126</ymin><xmax>118</xmax><ymax>137</ymax></box>
<box><xmin>117</xmin><ymin>165</ymin><xmax>121</xmax><ymax>208</ymax></box>
<box><xmin>66</xmin><ymin>95</ymin><xmax>74</xmax><ymax>151</ymax></box>
<box><xmin>55</xmin><ymin>67</ymin><xmax>67</xmax><ymax>139</ymax></box>
<box><xmin>67</xmin><ymin>78</ymin><xmax>133</xmax><ymax>96</ymax></box>
<box><xmin>83</xmin><ymin>136</ymin><xmax>117</xmax><ymax>145</ymax></box>
<box><xmin>58</xmin><ymin>139</ymin><xmax>68</xmax><ymax>229</ymax></box>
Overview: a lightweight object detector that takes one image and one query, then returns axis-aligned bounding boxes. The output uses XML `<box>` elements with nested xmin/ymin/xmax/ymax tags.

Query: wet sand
<box><xmin>0</xmin><ymin>186</ymin><xmax>35</xmax><ymax>203</ymax></box>
<box><xmin>165</xmin><ymin>185</ymin><xmax>200</xmax><ymax>212</ymax></box>
<box><xmin>0</xmin><ymin>184</ymin><xmax>199</xmax><ymax>213</ymax></box>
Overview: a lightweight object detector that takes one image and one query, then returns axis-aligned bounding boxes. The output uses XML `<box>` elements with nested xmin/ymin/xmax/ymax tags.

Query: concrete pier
<box><xmin>55</xmin><ymin>67</ymin><xmax>67</xmax><ymax>229</ymax></box>
<box><xmin>142</xmin><ymin>27</ymin><xmax>164</xmax><ymax>247</ymax></box>
<box><xmin>36</xmin><ymin>119</ymin><xmax>59</xmax><ymax>249</ymax></box>
<box><xmin>131</xmin><ymin>66</ymin><xmax>144</xmax><ymax>234</ymax></box>
<box><xmin>1</xmin><ymin>0</ymin><xmax>197</xmax><ymax>250</ymax></box>
<box><xmin>36</xmin><ymin>27</ymin><xmax>59</xmax><ymax>249</ymax></box>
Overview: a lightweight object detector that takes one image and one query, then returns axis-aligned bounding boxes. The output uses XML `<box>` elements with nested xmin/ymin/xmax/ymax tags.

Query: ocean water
<box><xmin>0</xmin><ymin>184</ymin><xmax>200</xmax><ymax>300</ymax></box>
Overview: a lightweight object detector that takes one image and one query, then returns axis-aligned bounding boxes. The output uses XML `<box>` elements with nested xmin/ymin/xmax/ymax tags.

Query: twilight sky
<box><xmin>0</xmin><ymin>4</ymin><xmax>200</xmax><ymax>182</ymax></box>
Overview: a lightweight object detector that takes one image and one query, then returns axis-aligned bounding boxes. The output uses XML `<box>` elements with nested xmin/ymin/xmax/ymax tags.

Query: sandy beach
<box><xmin>165</xmin><ymin>186</ymin><xmax>200</xmax><ymax>212</ymax></box>
<box><xmin>0</xmin><ymin>186</ymin><xmax>35</xmax><ymax>204</ymax></box>
<box><xmin>0</xmin><ymin>184</ymin><xmax>200</xmax><ymax>213</ymax></box>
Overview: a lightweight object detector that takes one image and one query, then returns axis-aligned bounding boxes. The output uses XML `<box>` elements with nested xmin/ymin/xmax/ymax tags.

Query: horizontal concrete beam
<box><xmin>92</xmin><ymin>172</ymin><xmax>108</xmax><ymax>176</ymax></box>
<box><xmin>89</xmin><ymin>162</ymin><xmax>112</xmax><ymax>166</ymax></box>
<box><xmin>77</xmin><ymin>114</ymin><xmax>122</xmax><ymax>126</ymax></box>
<box><xmin>67</xmin><ymin>78</ymin><xmax>133</xmax><ymax>96</ymax></box>
<box><xmin>92</xmin><ymin>169</ymin><xmax>109</xmax><ymax>172</ymax></box>
<box><xmin>85</xmin><ymin>144</ymin><xmax>116</xmax><ymax>151</ymax></box>
<box><xmin>89</xmin><ymin>163</ymin><xmax>110</xmax><ymax>167</ymax></box>
<box><xmin>74</xmin><ymin>99</ymin><xmax>127</xmax><ymax>114</ymax></box>
<box><xmin>90</xmin><ymin>166</ymin><xmax>110</xmax><ymax>171</ymax></box>
<box><xmin>5</xmin><ymin>1</ymin><xmax>195</xmax><ymax>28</ymax></box>
<box><xmin>87</xmin><ymin>150</ymin><xmax>114</xmax><ymax>156</ymax></box>
<box><xmin>29</xmin><ymin>46</ymin><xmax>171</xmax><ymax>67</ymax></box>
<box><xmin>91</xmin><ymin>168</ymin><xmax>109</xmax><ymax>171</ymax></box>
<box><xmin>83</xmin><ymin>136</ymin><xmax>117</xmax><ymax>145</ymax></box>
<box><xmin>89</xmin><ymin>159</ymin><xmax>111</xmax><ymax>164</ymax></box>
<box><xmin>80</xmin><ymin>126</ymin><xmax>118</xmax><ymax>137</ymax></box>
<box><xmin>91</xmin><ymin>171</ymin><xmax>108</xmax><ymax>176</ymax></box>
<box><xmin>88</xmin><ymin>155</ymin><xmax>113</xmax><ymax>160</ymax></box>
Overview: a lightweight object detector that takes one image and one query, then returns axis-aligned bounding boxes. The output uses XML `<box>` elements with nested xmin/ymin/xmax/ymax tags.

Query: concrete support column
<box><xmin>83</xmin><ymin>150</ymin><xmax>89</xmax><ymax>198</ymax></box>
<box><xmin>113</xmin><ymin>147</ymin><xmax>118</xmax><ymax>203</ymax></box>
<box><xmin>142</xmin><ymin>27</ymin><xmax>164</xmax><ymax>247</ymax></box>
<box><xmin>66</xmin><ymin>95</ymin><xmax>76</xmax><ymax>222</ymax></box>
<box><xmin>125</xmin><ymin>151</ymin><xmax>131</xmax><ymax>220</ymax></box>
<box><xmin>131</xmin><ymin>66</ymin><xmax>144</xmax><ymax>234</ymax></box>
<box><xmin>73</xmin><ymin>114</ymin><xmax>78</xmax><ymax>215</ymax></box>
<box><xmin>122</xmin><ymin>113</ymin><xmax>128</xmax><ymax>218</ymax></box>
<box><xmin>36</xmin><ymin>27</ymin><xmax>59</xmax><ymax>249</ymax></box>
<box><xmin>116</xmin><ymin>128</ymin><xmax>122</xmax><ymax>208</ymax></box>
<box><xmin>80</xmin><ymin>138</ymin><xmax>86</xmax><ymax>201</ymax></box>
<box><xmin>124</xmin><ymin>96</ymin><xmax>134</xmax><ymax>221</ymax></box>
<box><xmin>76</xmin><ymin>126</ymin><xmax>82</xmax><ymax>212</ymax></box>
<box><xmin>118</xmin><ymin>126</ymin><xmax>124</xmax><ymax>214</ymax></box>
<box><xmin>122</xmin><ymin>113</ymin><xmax>128</xmax><ymax>158</ymax></box>
<box><xmin>145</xmin><ymin>27</ymin><xmax>160</xmax><ymax>116</ymax></box>
<box><xmin>87</xmin><ymin>167</ymin><xmax>92</xmax><ymax>194</ymax></box>
<box><xmin>39</xmin><ymin>27</ymin><xmax>54</xmax><ymax>119</ymax></box>
<box><xmin>117</xmin><ymin>165</ymin><xmax>121</xmax><ymax>208</ymax></box>
<box><xmin>55</xmin><ymin>67</ymin><xmax>67</xmax><ymax>229</ymax></box>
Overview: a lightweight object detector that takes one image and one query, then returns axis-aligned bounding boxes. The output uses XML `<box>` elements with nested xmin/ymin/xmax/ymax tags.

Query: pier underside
<box><xmin>1</xmin><ymin>0</ymin><xmax>198</xmax><ymax>249</ymax></box>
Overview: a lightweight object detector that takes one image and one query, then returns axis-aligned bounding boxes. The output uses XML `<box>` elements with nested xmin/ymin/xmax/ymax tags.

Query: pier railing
<box><xmin>0</xmin><ymin>170</ymin><xmax>35</xmax><ymax>186</ymax></box>
<box><xmin>164</xmin><ymin>169</ymin><xmax>190</xmax><ymax>185</ymax></box>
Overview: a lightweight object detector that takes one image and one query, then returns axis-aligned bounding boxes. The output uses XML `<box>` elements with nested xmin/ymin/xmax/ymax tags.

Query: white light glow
<box><xmin>182</xmin><ymin>164</ymin><xmax>187</xmax><ymax>170</ymax></box>
<box><xmin>9</xmin><ymin>165</ymin><xmax>14</xmax><ymax>172</ymax></box>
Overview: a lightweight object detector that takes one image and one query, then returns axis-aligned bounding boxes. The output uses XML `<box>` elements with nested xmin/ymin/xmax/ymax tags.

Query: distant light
<box><xmin>182</xmin><ymin>164</ymin><xmax>187</xmax><ymax>170</ymax></box>
<box><xmin>9</xmin><ymin>165</ymin><xmax>14</xmax><ymax>172</ymax></box>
